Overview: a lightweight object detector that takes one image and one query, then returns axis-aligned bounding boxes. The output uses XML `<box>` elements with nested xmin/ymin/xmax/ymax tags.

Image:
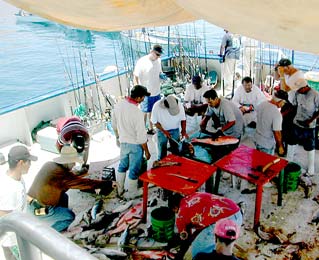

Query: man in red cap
<box><xmin>193</xmin><ymin>218</ymin><xmax>240</xmax><ymax>259</ymax></box>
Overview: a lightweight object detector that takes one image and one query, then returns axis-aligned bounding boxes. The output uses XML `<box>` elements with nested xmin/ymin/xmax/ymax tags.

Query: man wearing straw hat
<box><xmin>27</xmin><ymin>145</ymin><xmax>117</xmax><ymax>232</ymax></box>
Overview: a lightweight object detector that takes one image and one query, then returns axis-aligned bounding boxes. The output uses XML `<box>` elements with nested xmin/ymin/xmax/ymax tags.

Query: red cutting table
<box><xmin>139</xmin><ymin>154</ymin><xmax>217</xmax><ymax>222</ymax></box>
<box><xmin>214</xmin><ymin>145</ymin><xmax>288</xmax><ymax>229</ymax></box>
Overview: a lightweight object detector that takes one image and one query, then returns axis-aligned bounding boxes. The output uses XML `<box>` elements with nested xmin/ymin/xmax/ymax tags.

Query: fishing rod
<box><xmin>78</xmin><ymin>50</ymin><xmax>89</xmax><ymax>113</ymax></box>
<box><xmin>56</xmin><ymin>39</ymin><xmax>80</xmax><ymax>108</ymax></box>
<box><xmin>72</xmin><ymin>45</ymin><xmax>82</xmax><ymax>105</ymax></box>
<box><xmin>111</xmin><ymin>36</ymin><xmax>123</xmax><ymax>97</ymax></box>
<box><xmin>89</xmin><ymin>46</ymin><xmax>104</xmax><ymax>119</ymax></box>
<box><xmin>203</xmin><ymin>21</ymin><xmax>208</xmax><ymax>76</ymax></box>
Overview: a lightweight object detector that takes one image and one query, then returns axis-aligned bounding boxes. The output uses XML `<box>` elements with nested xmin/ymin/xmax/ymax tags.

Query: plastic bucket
<box><xmin>151</xmin><ymin>207</ymin><xmax>175</xmax><ymax>242</ymax></box>
<box><xmin>284</xmin><ymin>162</ymin><xmax>301</xmax><ymax>192</ymax></box>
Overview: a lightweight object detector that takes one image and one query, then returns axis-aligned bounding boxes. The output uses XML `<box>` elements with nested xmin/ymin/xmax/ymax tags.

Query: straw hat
<box><xmin>53</xmin><ymin>145</ymin><xmax>83</xmax><ymax>164</ymax></box>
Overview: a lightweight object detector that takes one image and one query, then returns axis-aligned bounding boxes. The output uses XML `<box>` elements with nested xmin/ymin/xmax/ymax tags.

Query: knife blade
<box><xmin>167</xmin><ymin>173</ymin><xmax>198</xmax><ymax>183</ymax></box>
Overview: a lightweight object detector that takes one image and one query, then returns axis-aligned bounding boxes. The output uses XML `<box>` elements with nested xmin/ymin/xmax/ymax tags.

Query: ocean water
<box><xmin>0</xmin><ymin>0</ymin><xmax>319</xmax><ymax>111</ymax></box>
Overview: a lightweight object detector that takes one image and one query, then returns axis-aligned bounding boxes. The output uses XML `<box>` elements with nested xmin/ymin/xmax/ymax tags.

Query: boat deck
<box><xmin>1</xmin><ymin>128</ymin><xmax>319</xmax><ymax>259</ymax></box>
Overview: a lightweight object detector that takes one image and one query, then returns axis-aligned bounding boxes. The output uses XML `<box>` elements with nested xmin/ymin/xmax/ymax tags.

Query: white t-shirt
<box><xmin>255</xmin><ymin>101</ymin><xmax>282</xmax><ymax>149</ymax></box>
<box><xmin>0</xmin><ymin>173</ymin><xmax>26</xmax><ymax>247</ymax></box>
<box><xmin>232</xmin><ymin>84</ymin><xmax>266</xmax><ymax>109</ymax></box>
<box><xmin>151</xmin><ymin>99</ymin><xmax>186</xmax><ymax>130</ymax></box>
<box><xmin>112</xmin><ymin>98</ymin><xmax>148</xmax><ymax>144</ymax></box>
<box><xmin>133</xmin><ymin>54</ymin><xmax>162</xmax><ymax>96</ymax></box>
<box><xmin>184</xmin><ymin>84</ymin><xmax>210</xmax><ymax>105</ymax></box>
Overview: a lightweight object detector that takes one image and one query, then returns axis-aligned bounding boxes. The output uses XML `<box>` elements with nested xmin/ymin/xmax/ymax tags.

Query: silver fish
<box><xmin>91</xmin><ymin>253</ymin><xmax>110</xmax><ymax>260</ymax></box>
<box><xmin>91</xmin><ymin>199</ymin><xmax>103</xmax><ymax>220</ymax></box>
<box><xmin>117</xmin><ymin>225</ymin><xmax>130</xmax><ymax>249</ymax></box>
<box><xmin>97</xmin><ymin>248</ymin><xmax>127</xmax><ymax>257</ymax></box>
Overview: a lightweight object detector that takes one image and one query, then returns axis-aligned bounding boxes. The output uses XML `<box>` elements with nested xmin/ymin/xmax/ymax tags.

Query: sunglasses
<box><xmin>154</xmin><ymin>52</ymin><xmax>161</xmax><ymax>57</ymax></box>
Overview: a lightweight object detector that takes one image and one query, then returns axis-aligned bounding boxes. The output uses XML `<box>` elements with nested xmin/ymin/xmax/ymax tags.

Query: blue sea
<box><xmin>1</xmin><ymin>0</ymin><xmax>319</xmax><ymax>111</ymax></box>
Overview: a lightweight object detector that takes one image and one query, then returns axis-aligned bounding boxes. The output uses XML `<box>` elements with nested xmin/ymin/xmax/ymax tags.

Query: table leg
<box><xmin>277</xmin><ymin>169</ymin><xmax>284</xmax><ymax>206</ymax></box>
<box><xmin>254</xmin><ymin>184</ymin><xmax>263</xmax><ymax>230</ymax></box>
<box><xmin>213</xmin><ymin>168</ymin><xmax>222</xmax><ymax>194</ymax></box>
<box><xmin>142</xmin><ymin>181</ymin><xmax>149</xmax><ymax>223</ymax></box>
<box><xmin>205</xmin><ymin>175</ymin><xmax>214</xmax><ymax>193</ymax></box>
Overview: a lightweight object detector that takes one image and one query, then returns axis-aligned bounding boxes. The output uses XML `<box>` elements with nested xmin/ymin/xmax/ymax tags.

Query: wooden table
<box><xmin>213</xmin><ymin>145</ymin><xmax>288</xmax><ymax>229</ymax></box>
<box><xmin>139</xmin><ymin>154</ymin><xmax>217</xmax><ymax>222</ymax></box>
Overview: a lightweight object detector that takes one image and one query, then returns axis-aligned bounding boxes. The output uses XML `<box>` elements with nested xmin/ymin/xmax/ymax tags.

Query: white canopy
<box><xmin>5</xmin><ymin>0</ymin><xmax>319</xmax><ymax>54</ymax></box>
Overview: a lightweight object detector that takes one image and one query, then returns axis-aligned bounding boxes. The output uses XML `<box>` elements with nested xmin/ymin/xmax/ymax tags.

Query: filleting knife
<box><xmin>167</xmin><ymin>173</ymin><xmax>198</xmax><ymax>183</ymax></box>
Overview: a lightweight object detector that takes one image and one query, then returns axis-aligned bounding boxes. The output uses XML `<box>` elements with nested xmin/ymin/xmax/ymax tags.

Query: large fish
<box><xmin>83</xmin><ymin>212</ymin><xmax>120</xmax><ymax>231</ymax></box>
<box><xmin>117</xmin><ymin>225</ymin><xmax>130</xmax><ymax>249</ymax></box>
<box><xmin>91</xmin><ymin>199</ymin><xmax>104</xmax><ymax>220</ymax></box>
<box><xmin>131</xmin><ymin>250</ymin><xmax>175</xmax><ymax>260</ymax></box>
<box><xmin>117</xmin><ymin>203</ymin><xmax>143</xmax><ymax>226</ymax></box>
<box><xmin>191</xmin><ymin>136</ymin><xmax>239</xmax><ymax>146</ymax></box>
<box><xmin>96</xmin><ymin>248</ymin><xmax>127</xmax><ymax>258</ymax></box>
<box><xmin>112</xmin><ymin>201</ymin><xmax>133</xmax><ymax>213</ymax></box>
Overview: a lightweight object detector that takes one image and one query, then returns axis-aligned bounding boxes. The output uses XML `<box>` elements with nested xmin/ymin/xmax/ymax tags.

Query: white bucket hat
<box><xmin>53</xmin><ymin>145</ymin><xmax>83</xmax><ymax>164</ymax></box>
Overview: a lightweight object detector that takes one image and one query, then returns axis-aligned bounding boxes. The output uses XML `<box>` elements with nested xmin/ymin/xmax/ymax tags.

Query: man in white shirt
<box><xmin>0</xmin><ymin>146</ymin><xmax>37</xmax><ymax>260</ymax></box>
<box><xmin>134</xmin><ymin>45</ymin><xmax>164</xmax><ymax>135</ymax></box>
<box><xmin>254</xmin><ymin>97</ymin><xmax>285</xmax><ymax>156</ymax></box>
<box><xmin>112</xmin><ymin>85</ymin><xmax>151</xmax><ymax>199</ymax></box>
<box><xmin>232</xmin><ymin>76</ymin><xmax>266</xmax><ymax>128</ymax></box>
<box><xmin>184</xmin><ymin>75</ymin><xmax>210</xmax><ymax>134</ymax></box>
<box><xmin>151</xmin><ymin>95</ymin><xmax>188</xmax><ymax>160</ymax></box>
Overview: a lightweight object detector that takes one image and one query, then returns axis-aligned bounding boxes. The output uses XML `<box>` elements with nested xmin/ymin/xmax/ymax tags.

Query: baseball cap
<box><xmin>152</xmin><ymin>44</ymin><xmax>163</xmax><ymax>54</ymax></box>
<box><xmin>287</xmin><ymin>77</ymin><xmax>308</xmax><ymax>91</ymax></box>
<box><xmin>278</xmin><ymin>58</ymin><xmax>292</xmax><ymax>67</ymax></box>
<box><xmin>161</xmin><ymin>95</ymin><xmax>180</xmax><ymax>116</ymax></box>
<box><xmin>8</xmin><ymin>145</ymin><xmax>37</xmax><ymax>161</ymax></box>
<box><xmin>130</xmin><ymin>85</ymin><xmax>150</xmax><ymax>97</ymax></box>
<box><xmin>214</xmin><ymin>219</ymin><xmax>240</xmax><ymax>240</ymax></box>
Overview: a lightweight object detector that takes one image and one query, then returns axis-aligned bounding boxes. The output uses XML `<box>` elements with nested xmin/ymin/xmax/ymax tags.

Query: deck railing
<box><xmin>0</xmin><ymin>212</ymin><xmax>96</xmax><ymax>260</ymax></box>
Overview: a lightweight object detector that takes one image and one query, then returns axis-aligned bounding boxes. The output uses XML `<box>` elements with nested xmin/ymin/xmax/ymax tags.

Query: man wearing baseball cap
<box><xmin>0</xmin><ymin>145</ymin><xmax>37</xmax><ymax>260</ymax></box>
<box><xmin>112</xmin><ymin>85</ymin><xmax>151</xmax><ymax>199</ymax></box>
<box><xmin>275</xmin><ymin>58</ymin><xmax>305</xmax><ymax>93</ymax></box>
<box><xmin>193</xmin><ymin>219</ymin><xmax>240</xmax><ymax>259</ymax></box>
<box><xmin>286</xmin><ymin>78</ymin><xmax>319</xmax><ymax>175</ymax></box>
<box><xmin>134</xmin><ymin>44</ymin><xmax>165</xmax><ymax>135</ymax></box>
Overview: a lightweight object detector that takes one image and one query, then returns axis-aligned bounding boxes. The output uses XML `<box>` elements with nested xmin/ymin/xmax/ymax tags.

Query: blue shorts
<box><xmin>293</xmin><ymin>124</ymin><xmax>315</xmax><ymax>151</ymax></box>
<box><xmin>140</xmin><ymin>94</ymin><xmax>161</xmax><ymax>113</ymax></box>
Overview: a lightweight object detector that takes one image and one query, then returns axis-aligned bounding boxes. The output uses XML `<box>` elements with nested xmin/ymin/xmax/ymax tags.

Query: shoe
<box><xmin>237</xmin><ymin>201</ymin><xmax>246</xmax><ymax>216</ymax></box>
<box><xmin>147</xmin><ymin>129</ymin><xmax>155</xmax><ymax>135</ymax></box>
<box><xmin>241</xmin><ymin>188</ymin><xmax>256</xmax><ymax>194</ymax></box>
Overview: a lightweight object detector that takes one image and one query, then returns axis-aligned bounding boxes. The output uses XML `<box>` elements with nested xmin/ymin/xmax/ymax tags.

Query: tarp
<box><xmin>5</xmin><ymin>0</ymin><xmax>319</xmax><ymax>54</ymax></box>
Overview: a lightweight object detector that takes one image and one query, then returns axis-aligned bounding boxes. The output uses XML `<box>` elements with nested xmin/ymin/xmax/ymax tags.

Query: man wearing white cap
<box><xmin>151</xmin><ymin>95</ymin><xmax>188</xmax><ymax>160</ymax></box>
<box><xmin>0</xmin><ymin>146</ymin><xmax>37</xmax><ymax>260</ymax></box>
<box><xmin>27</xmin><ymin>146</ymin><xmax>116</xmax><ymax>232</ymax></box>
<box><xmin>287</xmin><ymin>78</ymin><xmax>319</xmax><ymax>175</ymax></box>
